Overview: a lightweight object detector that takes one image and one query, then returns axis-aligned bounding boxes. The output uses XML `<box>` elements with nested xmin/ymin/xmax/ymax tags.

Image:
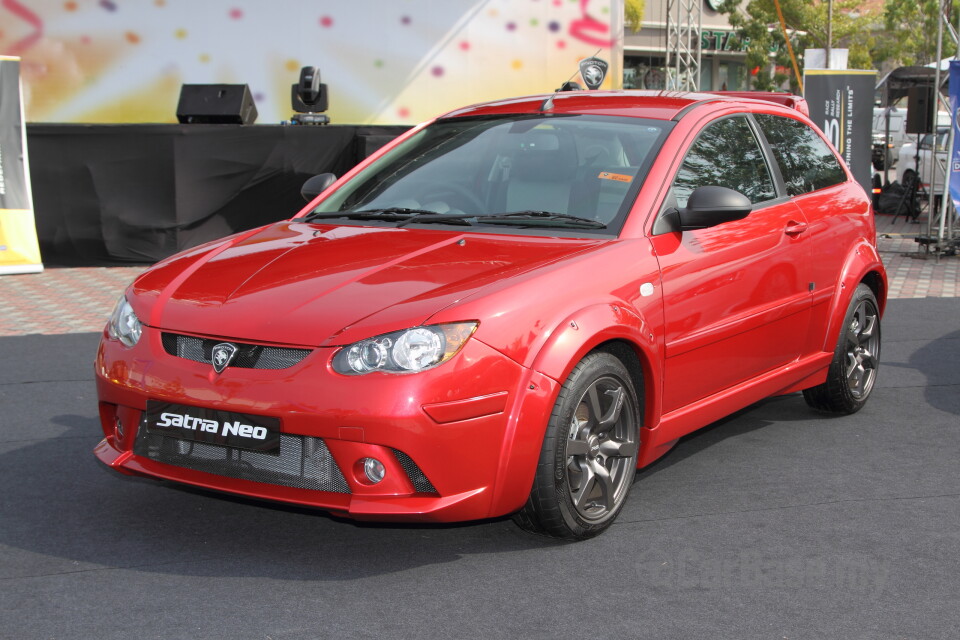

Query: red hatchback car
<box><xmin>95</xmin><ymin>91</ymin><xmax>886</xmax><ymax>540</ymax></box>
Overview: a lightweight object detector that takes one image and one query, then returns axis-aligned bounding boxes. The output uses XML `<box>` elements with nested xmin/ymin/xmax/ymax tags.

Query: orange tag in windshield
<box><xmin>598</xmin><ymin>172</ymin><xmax>632</xmax><ymax>183</ymax></box>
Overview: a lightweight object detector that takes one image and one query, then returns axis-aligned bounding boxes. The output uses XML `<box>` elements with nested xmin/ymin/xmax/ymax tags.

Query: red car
<box><xmin>95</xmin><ymin>91</ymin><xmax>886</xmax><ymax>540</ymax></box>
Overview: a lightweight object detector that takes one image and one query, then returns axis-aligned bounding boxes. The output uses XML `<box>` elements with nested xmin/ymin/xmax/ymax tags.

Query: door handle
<box><xmin>785</xmin><ymin>220</ymin><xmax>808</xmax><ymax>236</ymax></box>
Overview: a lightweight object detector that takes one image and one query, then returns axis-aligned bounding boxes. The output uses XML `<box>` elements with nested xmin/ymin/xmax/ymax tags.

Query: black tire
<box><xmin>514</xmin><ymin>351</ymin><xmax>641</xmax><ymax>540</ymax></box>
<box><xmin>803</xmin><ymin>283</ymin><xmax>881</xmax><ymax>414</ymax></box>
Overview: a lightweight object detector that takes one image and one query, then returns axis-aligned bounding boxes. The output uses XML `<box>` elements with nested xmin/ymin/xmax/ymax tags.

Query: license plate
<box><xmin>145</xmin><ymin>401</ymin><xmax>281</xmax><ymax>453</ymax></box>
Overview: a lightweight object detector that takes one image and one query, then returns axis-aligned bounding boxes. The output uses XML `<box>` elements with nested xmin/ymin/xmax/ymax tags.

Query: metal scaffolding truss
<box><xmin>665</xmin><ymin>0</ymin><xmax>702</xmax><ymax>91</ymax></box>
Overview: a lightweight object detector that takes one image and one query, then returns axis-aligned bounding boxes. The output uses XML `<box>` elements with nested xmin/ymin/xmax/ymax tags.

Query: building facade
<box><xmin>624</xmin><ymin>0</ymin><xmax>749</xmax><ymax>91</ymax></box>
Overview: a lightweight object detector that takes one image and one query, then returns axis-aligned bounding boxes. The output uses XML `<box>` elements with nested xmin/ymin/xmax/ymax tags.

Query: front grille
<box><xmin>161</xmin><ymin>333</ymin><xmax>311</xmax><ymax>370</ymax></box>
<box><xmin>393</xmin><ymin>449</ymin><xmax>437</xmax><ymax>494</ymax></box>
<box><xmin>134</xmin><ymin>421</ymin><xmax>350</xmax><ymax>493</ymax></box>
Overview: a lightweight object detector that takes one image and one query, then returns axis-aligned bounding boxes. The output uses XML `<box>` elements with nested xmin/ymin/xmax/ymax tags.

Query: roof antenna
<box><xmin>540</xmin><ymin>49</ymin><xmax>602</xmax><ymax>112</ymax></box>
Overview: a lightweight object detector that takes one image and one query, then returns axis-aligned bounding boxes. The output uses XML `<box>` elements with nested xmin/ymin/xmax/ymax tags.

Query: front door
<box><xmin>651</xmin><ymin>114</ymin><xmax>812</xmax><ymax>414</ymax></box>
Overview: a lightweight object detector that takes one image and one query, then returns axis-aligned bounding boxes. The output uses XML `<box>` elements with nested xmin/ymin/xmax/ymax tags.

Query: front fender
<box><xmin>530</xmin><ymin>302</ymin><xmax>660</xmax><ymax>387</ymax></box>
<box><xmin>486</xmin><ymin>301</ymin><xmax>663</xmax><ymax>518</ymax></box>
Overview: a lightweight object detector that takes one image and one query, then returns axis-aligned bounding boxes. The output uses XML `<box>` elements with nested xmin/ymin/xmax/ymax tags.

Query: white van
<box><xmin>872</xmin><ymin>107</ymin><xmax>909</xmax><ymax>170</ymax></box>
<box><xmin>895</xmin><ymin>111</ymin><xmax>952</xmax><ymax>187</ymax></box>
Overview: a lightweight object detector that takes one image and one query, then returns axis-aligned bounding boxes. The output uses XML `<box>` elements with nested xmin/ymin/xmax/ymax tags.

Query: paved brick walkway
<box><xmin>0</xmin><ymin>215</ymin><xmax>957</xmax><ymax>336</ymax></box>
<box><xmin>1</xmin><ymin>266</ymin><xmax>147</xmax><ymax>337</ymax></box>
<box><xmin>875</xmin><ymin>212</ymin><xmax>960</xmax><ymax>299</ymax></box>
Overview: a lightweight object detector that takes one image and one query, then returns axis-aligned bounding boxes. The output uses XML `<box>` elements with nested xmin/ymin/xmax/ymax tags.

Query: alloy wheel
<box><xmin>844</xmin><ymin>298</ymin><xmax>880</xmax><ymax>399</ymax></box>
<box><xmin>564</xmin><ymin>376</ymin><xmax>638</xmax><ymax>522</ymax></box>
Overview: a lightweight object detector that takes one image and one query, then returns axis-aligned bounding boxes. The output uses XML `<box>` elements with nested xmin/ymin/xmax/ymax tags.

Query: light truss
<box><xmin>665</xmin><ymin>0</ymin><xmax>702</xmax><ymax>91</ymax></box>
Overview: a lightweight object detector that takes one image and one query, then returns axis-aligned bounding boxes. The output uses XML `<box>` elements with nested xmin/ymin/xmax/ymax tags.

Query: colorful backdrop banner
<box><xmin>0</xmin><ymin>0</ymin><xmax>623</xmax><ymax>126</ymax></box>
<box><xmin>0</xmin><ymin>56</ymin><xmax>42</xmax><ymax>275</ymax></box>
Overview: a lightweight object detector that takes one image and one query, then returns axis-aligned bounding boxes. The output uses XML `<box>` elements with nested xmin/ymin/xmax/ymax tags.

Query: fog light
<box><xmin>114</xmin><ymin>416</ymin><xmax>124</xmax><ymax>440</ymax></box>
<box><xmin>362</xmin><ymin>458</ymin><xmax>386</xmax><ymax>484</ymax></box>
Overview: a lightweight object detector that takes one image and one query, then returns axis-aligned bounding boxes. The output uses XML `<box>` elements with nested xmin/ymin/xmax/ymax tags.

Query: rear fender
<box><xmin>820</xmin><ymin>240</ymin><xmax>888</xmax><ymax>353</ymax></box>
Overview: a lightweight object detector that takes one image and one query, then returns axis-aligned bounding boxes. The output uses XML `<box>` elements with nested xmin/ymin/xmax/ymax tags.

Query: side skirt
<box><xmin>637</xmin><ymin>351</ymin><xmax>834</xmax><ymax>467</ymax></box>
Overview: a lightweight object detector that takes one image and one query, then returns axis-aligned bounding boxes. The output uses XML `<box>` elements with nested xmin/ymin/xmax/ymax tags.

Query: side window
<box><xmin>754</xmin><ymin>113</ymin><xmax>846</xmax><ymax>196</ymax></box>
<box><xmin>671</xmin><ymin>116</ymin><xmax>776</xmax><ymax>208</ymax></box>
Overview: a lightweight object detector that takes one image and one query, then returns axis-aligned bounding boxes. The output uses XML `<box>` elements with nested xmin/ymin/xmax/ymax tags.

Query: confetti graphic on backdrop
<box><xmin>0</xmin><ymin>0</ymin><xmax>621</xmax><ymax>125</ymax></box>
<box><xmin>2</xmin><ymin>0</ymin><xmax>44</xmax><ymax>56</ymax></box>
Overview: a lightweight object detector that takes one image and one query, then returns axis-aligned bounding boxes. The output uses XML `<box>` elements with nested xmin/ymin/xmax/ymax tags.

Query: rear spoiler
<box><xmin>708</xmin><ymin>91</ymin><xmax>810</xmax><ymax>116</ymax></box>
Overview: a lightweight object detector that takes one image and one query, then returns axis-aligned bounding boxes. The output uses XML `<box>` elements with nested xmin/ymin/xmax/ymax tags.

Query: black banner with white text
<box><xmin>804</xmin><ymin>69</ymin><xmax>876</xmax><ymax>195</ymax></box>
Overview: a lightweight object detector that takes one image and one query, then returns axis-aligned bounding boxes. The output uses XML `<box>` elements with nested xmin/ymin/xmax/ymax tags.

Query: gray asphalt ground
<box><xmin>1</xmin><ymin>297</ymin><xmax>958</xmax><ymax>639</ymax></box>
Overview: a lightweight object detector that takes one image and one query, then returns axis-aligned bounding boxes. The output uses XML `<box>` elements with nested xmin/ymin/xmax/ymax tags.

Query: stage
<box><xmin>26</xmin><ymin>124</ymin><xmax>409</xmax><ymax>264</ymax></box>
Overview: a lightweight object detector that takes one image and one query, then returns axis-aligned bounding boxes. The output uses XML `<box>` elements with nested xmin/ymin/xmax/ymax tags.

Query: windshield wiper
<box><xmin>394</xmin><ymin>212</ymin><xmax>478</xmax><ymax>227</ymax></box>
<box><xmin>476</xmin><ymin>211</ymin><xmax>607</xmax><ymax>229</ymax></box>
<box><xmin>304</xmin><ymin>208</ymin><xmax>604</xmax><ymax>229</ymax></box>
<box><xmin>302</xmin><ymin>207</ymin><xmax>444</xmax><ymax>222</ymax></box>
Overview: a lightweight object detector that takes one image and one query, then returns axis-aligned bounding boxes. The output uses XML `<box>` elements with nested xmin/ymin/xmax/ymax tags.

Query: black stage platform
<box><xmin>27</xmin><ymin>124</ymin><xmax>409</xmax><ymax>264</ymax></box>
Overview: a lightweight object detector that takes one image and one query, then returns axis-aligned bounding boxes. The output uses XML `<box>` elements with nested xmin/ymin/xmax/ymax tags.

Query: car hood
<box><xmin>131</xmin><ymin>221</ymin><xmax>605</xmax><ymax>347</ymax></box>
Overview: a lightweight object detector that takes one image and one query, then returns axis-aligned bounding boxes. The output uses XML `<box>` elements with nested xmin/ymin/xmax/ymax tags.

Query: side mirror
<box><xmin>301</xmin><ymin>173</ymin><xmax>337</xmax><ymax>202</ymax></box>
<box><xmin>678</xmin><ymin>185</ymin><xmax>752</xmax><ymax>231</ymax></box>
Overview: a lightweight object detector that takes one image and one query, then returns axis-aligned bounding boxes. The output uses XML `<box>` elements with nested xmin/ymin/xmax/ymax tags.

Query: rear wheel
<box><xmin>514</xmin><ymin>351</ymin><xmax>640</xmax><ymax>540</ymax></box>
<box><xmin>803</xmin><ymin>284</ymin><xmax>881</xmax><ymax>414</ymax></box>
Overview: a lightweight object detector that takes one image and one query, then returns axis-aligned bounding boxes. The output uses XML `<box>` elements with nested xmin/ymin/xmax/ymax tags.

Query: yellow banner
<box><xmin>0</xmin><ymin>56</ymin><xmax>42</xmax><ymax>275</ymax></box>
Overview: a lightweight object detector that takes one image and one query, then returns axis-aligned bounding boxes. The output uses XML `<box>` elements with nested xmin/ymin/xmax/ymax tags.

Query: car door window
<box><xmin>671</xmin><ymin>115</ymin><xmax>776</xmax><ymax>208</ymax></box>
<box><xmin>754</xmin><ymin>114</ymin><xmax>846</xmax><ymax>196</ymax></box>
<box><xmin>935</xmin><ymin>129</ymin><xmax>948</xmax><ymax>151</ymax></box>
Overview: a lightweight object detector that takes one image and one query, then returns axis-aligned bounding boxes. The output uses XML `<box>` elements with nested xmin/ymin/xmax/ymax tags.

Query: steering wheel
<box><xmin>426</xmin><ymin>182</ymin><xmax>486</xmax><ymax>213</ymax></box>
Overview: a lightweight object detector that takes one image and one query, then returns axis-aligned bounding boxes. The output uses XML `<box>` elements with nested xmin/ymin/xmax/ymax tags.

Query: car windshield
<box><xmin>919</xmin><ymin>128</ymin><xmax>949</xmax><ymax>151</ymax></box>
<box><xmin>308</xmin><ymin>114</ymin><xmax>671</xmax><ymax>235</ymax></box>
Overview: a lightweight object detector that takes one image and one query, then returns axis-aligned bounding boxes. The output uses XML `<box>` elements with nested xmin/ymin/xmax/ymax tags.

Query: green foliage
<box><xmin>625</xmin><ymin>0</ymin><xmax>645</xmax><ymax>32</ymax></box>
<box><xmin>883</xmin><ymin>0</ymin><xmax>960</xmax><ymax>66</ymax></box>
<box><xmin>716</xmin><ymin>0</ymin><xmax>881</xmax><ymax>90</ymax></box>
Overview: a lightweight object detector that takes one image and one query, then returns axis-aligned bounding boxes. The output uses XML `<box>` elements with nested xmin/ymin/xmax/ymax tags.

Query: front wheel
<box><xmin>514</xmin><ymin>351</ymin><xmax>641</xmax><ymax>540</ymax></box>
<box><xmin>803</xmin><ymin>283</ymin><xmax>881</xmax><ymax>414</ymax></box>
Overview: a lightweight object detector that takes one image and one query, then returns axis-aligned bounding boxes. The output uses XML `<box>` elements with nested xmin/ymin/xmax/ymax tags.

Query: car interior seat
<box><xmin>504</xmin><ymin>131</ymin><xmax>579</xmax><ymax>214</ymax></box>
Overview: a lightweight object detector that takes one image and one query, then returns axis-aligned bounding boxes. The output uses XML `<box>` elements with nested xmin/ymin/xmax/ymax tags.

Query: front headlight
<box><xmin>332</xmin><ymin>322</ymin><xmax>478</xmax><ymax>375</ymax></box>
<box><xmin>106</xmin><ymin>296</ymin><xmax>142</xmax><ymax>348</ymax></box>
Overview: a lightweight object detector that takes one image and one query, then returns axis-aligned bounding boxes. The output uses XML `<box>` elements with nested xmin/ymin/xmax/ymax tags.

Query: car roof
<box><xmin>440</xmin><ymin>90</ymin><xmax>809</xmax><ymax>122</ymax></box>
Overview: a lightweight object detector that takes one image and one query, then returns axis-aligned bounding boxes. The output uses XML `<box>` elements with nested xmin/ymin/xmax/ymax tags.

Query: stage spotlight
<box><xmin>291</xmin><ymin>66</ymin><xmax>330</xmax><ymax>125</ymax></box>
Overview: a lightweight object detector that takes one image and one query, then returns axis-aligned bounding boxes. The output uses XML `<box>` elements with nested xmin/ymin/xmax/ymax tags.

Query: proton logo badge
<box><xmin>579</xmin><ymin>57</ymin><xmax>608</xmax><ymax>91</ymax></box>
<box><xmin>211</xmin><ymin>342</ymin><xmax>238</xmax><ymax>374</ymax></box>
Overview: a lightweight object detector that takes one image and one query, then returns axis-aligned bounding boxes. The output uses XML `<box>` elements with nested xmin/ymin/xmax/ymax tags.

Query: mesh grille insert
<box><xmin>393</xmin><ymin>449</ymin><xmax>437</xmax><ymax>494</ymax></box>
<box><xmin>161</xmin><ymin>333</ymin><xmax>311</xmax><ymax>370</ymax></box>
<box><xmin>135</xmin><ymin>421</ymin><xmax>350</xmax><ymax>494</ymax></box>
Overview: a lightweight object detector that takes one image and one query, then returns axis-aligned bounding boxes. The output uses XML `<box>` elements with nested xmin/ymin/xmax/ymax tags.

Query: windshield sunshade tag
<box><xmin>598</xmin><ymin>172</ymin><xmax>633</xmax><ymax>183</ymax></box>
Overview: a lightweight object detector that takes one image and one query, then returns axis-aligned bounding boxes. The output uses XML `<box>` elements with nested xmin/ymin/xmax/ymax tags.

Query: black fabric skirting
<box><xmin>26</xmin><ymin>124</ymin><xmax>409</xmax><ymax>265</ymax></box>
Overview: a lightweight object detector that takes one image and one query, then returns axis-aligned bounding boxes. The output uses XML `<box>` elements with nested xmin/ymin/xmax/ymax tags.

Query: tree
<box><xmin>716</xmin><ymin>0</ymin><xmax>881</xmax><ymax>91</ymax></box>
<box><xmin>882</xmin><ymin>0</ymin><xmax>959</xmax><ymax>67</ymax></box>
<box><xmin>625</xmin><ymin>0</ymin><xmax>645</xmax><ymax>33</ymax></box>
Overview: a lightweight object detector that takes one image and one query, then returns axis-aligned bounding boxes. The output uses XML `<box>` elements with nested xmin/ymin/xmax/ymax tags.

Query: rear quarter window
<box><xmin>754</xmin><ymin>114</ymin><xmax>847</xmax><ymax>196</ymax></box>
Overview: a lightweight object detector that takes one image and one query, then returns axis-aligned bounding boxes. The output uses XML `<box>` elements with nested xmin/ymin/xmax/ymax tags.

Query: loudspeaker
<box><xmin>906</xmin><ymin>86</ymin><xmax>933</xmax><ymax>134</ymax></box>
<box><xmin>176</xmin><ymin>84</ymin><xmax>258</xmax><ymax>125</ymax></box>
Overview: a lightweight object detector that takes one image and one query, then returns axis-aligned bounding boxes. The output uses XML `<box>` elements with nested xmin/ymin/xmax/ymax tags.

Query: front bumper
<box><xmin>94</xmin><ymin>326</ymin><xmax>558</xmax><ymax>522</ymax></box>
